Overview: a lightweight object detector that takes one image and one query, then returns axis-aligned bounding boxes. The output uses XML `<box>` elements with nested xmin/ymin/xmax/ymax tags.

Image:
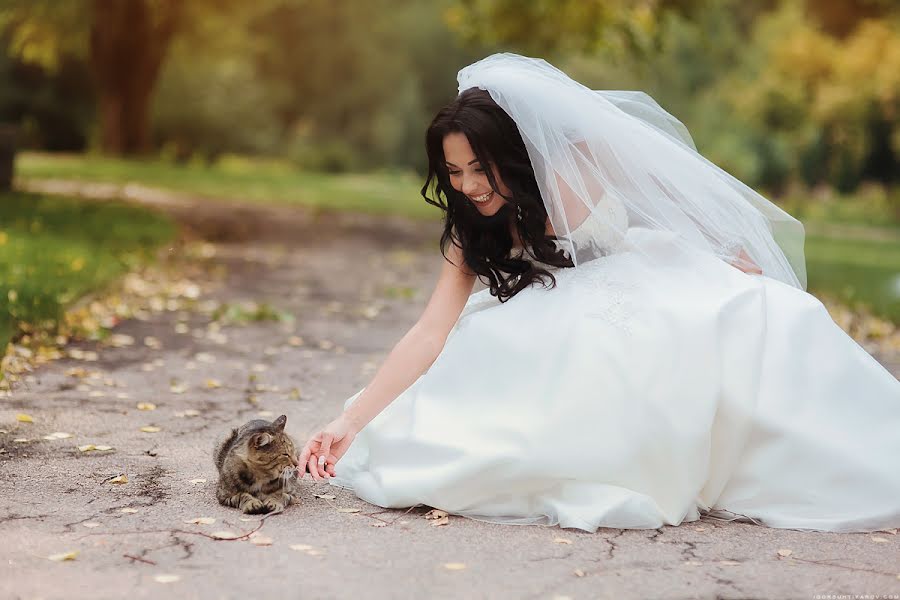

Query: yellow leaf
<box><xmin>573</xmin><ymin>569</ymin><xmax>586</xmax><ymax>577</ymax></box>
<box><xmin>205</xmin><ymin>379</ymin><xmax>221</xmax><ymax>389</ymax></box>
<box><xmin>136</xmin><ymin>402</ymin><xmax>156</xmax><ymax>411</ymax></box>
<box><xmin>443</xmin><ymin>563</ymin><xmax>466</xmax><ymax>571</ymax></box>
<box><xmin>249</xmin><ymin>532</ymin><xmax>273</xmax><ymax>546</ymax></box>
<box><xmin>48</xmin><ymin>551</ymin><xmax>78</xmax><ymax>562</ymax></box>
<box><xmin>211</xmin><ymin>531</ymin><xmax>240</xmax><ymax>540</ymax></box>
<box><xmin>16</xmin><ymin>413</ymin><xmax>33</xmax><ymax>423</ymax></box>
<box><xmin>95</xmin><ymin>445</ymin><xmax>113</xmax><ymax>451</ymax></box>
<box><xmin>107</xmin><ymin>474</ymin><xmax>128</xmax><ymax>484</ymax></box>
<box><xmin>424</xmin><ymin>509</ymin><xmax>448</xmax><ymax>520</ymax></box>
<box><xmin>139</xmin><ymin>426</ymin><xmax>161</xmax><ymax>433</ymax></box>
<box><xmin>153</xmin><ymin>574</ymin><xmax>180</xmax><ymax>584</ymax></box>
<box><xmin>306</xmin><ymin>549</ymin><xmax>324</xmax><ymax>556</ymax></box>
<box><xmin>77</xmin><ymin>444</ymin><xmax>96</xmax><ymax>452</ymax></box>
<box><xmin>777</xmin><ymin>549</ymin><xmax>793</xmax><ymax>557</ymax></box>
<box><xmin>289</xmin><ymin>544</ymin><xmax>313</xmax><ymax>551</ymax></box>
<box><xmin>431</xmin><ymin>516</ymin><xmax>449</xmax><ymax>527</ymax></box>
<box><xmin>120</xmin><ymin>508</ymin><xmax>139</xmax><ymax>513</ymax></box>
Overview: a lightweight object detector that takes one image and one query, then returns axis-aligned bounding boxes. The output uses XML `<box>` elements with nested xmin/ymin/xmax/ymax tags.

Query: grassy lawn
<box><xmin>806</xmin><ymin>234</ymin><xmax>900</xmax><ymax>323</ymax></box>
<box><xmin>0</xmin><ymin>191</ymin><xmax>176</xmax><ymax>349</ymax></box>
<box><xmin>17</xmin><ymin>152</ymin><xmax>437</xmax><ymax>220</ymax></box>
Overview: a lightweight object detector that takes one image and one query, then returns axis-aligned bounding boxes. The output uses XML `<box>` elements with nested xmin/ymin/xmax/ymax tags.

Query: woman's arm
<box><xmin>299</xmin><ymin>241</ymin><xmax>476</xmax><ymax>479</ymax></box>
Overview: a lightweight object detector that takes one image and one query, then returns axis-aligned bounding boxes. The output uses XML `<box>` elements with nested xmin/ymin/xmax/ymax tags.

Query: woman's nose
<box><xmin>461</xmin><ymin>176</ymin><xmax>480</xmax><ymax>196</ymax></box>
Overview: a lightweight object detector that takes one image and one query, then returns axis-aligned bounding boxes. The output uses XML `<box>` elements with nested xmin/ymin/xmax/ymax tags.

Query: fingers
<box><xmin>317</xmin><ymin>433</ymin><xmax>334</xmax><ymax>478</ymax></box>
<box><xmin>307</xmin><ymin>453</ymin><xmax>323</xmax><ymax>481</ymax></box>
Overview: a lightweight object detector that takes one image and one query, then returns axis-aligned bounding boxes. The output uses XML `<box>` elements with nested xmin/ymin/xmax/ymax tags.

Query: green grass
<box><xmin>806</xmin><ymin>234</ymin><xmax>900</xmax><ymax>323</ymax></box>
<box><xmin>0</xmin><ymin>191</ymin><xmax>176</xmax><ymax>348</ymax></box>
<box><xmin>17</xmin><ymin>152</ymin><xmax>439</xmax><ymax>220</ymax></box>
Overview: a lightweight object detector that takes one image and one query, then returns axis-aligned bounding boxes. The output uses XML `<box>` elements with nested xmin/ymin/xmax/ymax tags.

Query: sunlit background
<box><xmin>1</xmin><ymin>0</ymin><xmax>898</xmax><ymax>359</ymax></box>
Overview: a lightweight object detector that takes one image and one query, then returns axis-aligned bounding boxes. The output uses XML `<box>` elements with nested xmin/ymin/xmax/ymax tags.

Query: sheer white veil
<box><xmin>457</xmin><ymin>53</ymin><xmax>806</xmax><ymax>289</ymax></box>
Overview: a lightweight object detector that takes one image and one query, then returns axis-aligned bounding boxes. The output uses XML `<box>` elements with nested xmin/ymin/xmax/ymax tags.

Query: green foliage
<box><xmin>0</xmin><ymin>191</ymin><xmax>175</xmax><ymax>347</ymax></box>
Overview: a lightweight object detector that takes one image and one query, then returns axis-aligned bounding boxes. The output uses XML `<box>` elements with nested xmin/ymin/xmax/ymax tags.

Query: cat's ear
<box><xmin>252</xmin><ymin>432</ymin><xmax>274</xmax><ymax>448</ymax></box>
<box><xmin>272</xmin><ymin>415</ymin><xmax>287</xmax><ymax>432</ymax></box>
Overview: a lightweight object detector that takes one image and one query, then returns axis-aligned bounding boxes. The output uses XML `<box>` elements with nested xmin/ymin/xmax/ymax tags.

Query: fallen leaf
<box><xmin>109</xmin><ymin>334</ymin><xmax>134</xmax><ymax>347</ymax></box>
<box><xmin>719</xmin><ymin>560</ymin><xmax>741</xmax><ymax>566</ymax></box>
<box><xmin>251</xmin><ymin>363</ymin><xmax>268</xmax><ymax>373</ymax></box>
<box><xmin>136</xmin><ymin>402</ymin><xmax>156</xmax><ymax>411</ymax></box>
<box><xmin>82</xmin><ymin>522</ymin><xmax>101</xmax><ymax>528</ymax></box>
<box><xmin>188</xmin><ymin>478</ymin><xmax>207</xmax><ymax>484</ymax></box>
<box><xmin>183</xmin><ymin>517</ymin><xmax>216</xmax><ymax>525</ymax></box>
<box><xmin>153</xmin><ymin>574</ymin><xmax>180</xmax><ymax>583</ymax></box>
<box><xmin>211</xmin><ymin>531</ymin><xmax>240</xmax><ymax>540</ymax></box>
<box><xmin>140</xmin><ymin>426</ymin><xmax>161</xmax><ymax>433</ymax></box>
<box><xmin>170</xmin><ymin>382</ymin><xmax>187</xmax><ymax>394</ymax></box>
<box><xmin>306</xmin><ymin>549</ymin><xmax>324</xmax><ymax>556</ymax></box>
<box><xmin>424</xmin><ymin>509</ymin><xmax>448</xmax><ymax>520</ymax></box>
<box><xmin>205</xmin><ymin>379</ymin><xmax>222</xmax><ymax>389</ymax></box>
<box><xmin>431</xmin><ymin>516</ymin><xmax>449</xmax><ymax>527</ymax></box>
<box><xmin>289</xmin><ymin>544</ymin><xmax>313</xmax><ymax>551</ymax></box>
<box><xmin>443</xmin><ymin>563</ymin><xmax>466</xmax><ymax>571</ymax></box>
<box><xmin>183</xmin><ymin>409</ymin><xmax>200</xmax><ymax>417</ymax></box>
<box><xmin>116</xmin><ymin>393</ymin><xmax>131</xmax><ymax>400</ymax></box>
<box><xmin>95</xmin><ymin>445</ymin><xmax>113</xmax><ymax>451</ymax></box>
<box><xmin>13</xmin><ymin>438</ymin><xmax>29</xmax><ymax>443</ymax></box>
<box><xmin>16</xmin><ymin>413</ymin><xmax>33</xmax><ymax>423</ymax></box>
<box><xmin>48</xmin><ymin>551</ymin><xmax>78</xmax><ymax>562</ymax></box>
<box><xmin>78</xmin><ymin>444</ymin><xmax>96</xmax><ymax>452</ymax></box>
<box><xmin>777</xmin><ymin>549</ymin><xmax>793</xmax><ymax>557</ymax></box>
<box><xmin>313</xmin><ymin>494</ymin><xmax>336</xmax><ymax>500</ymax></box>
<box><xmin>336</xmin><ymin>508</ymin><xmax>361</xmax><ymax>513</ymax></box>
<box><xmin>249</xmin><ymin>532</ymin><xmax>273</xmax><ymax>546</ymax></box>
<box><xmin>371</xmin><ymin>522</ymin><xmax>387</xmax><ymax>528</ymax></box>
<box><xmin>871</xmin><ymin>537</ymin><xmax>889</xmax><ymax>543</ymax></box>
<box><xmin>288</xmin><ymin>388</ymin><xmax>301</xmax><ymax>400</ymax></box>
<box><xmin>120</xmin><ymin>508</ymin><xmax>139</xmax><ymax>514</ymax></box>
<box><xmin>43</xmin><ymin>432</ymin><xmax>73</xmax><ymax>440</ymax></box>
<box><xmin>553</xmin><ymin>537</ymin><xmax>573</xmax><ymax>545</ymax></box>
<box><xmin>573</xmin><ymin>569</ymin><xmax>586</xmax><ymax>577</ymax></box>
<box><xmin>143</xmin><ymin>336</ymin><xmax>162</xmax><ymax>349</ymax></box>
<box><xmin>107</xmin><ymin>474</ymin><xmax>128</xmax><ymax>484</ymax></box>
<box><xmin>195</xmin><ymin>352</ymin><xmax>216</xmax><ymax>363</ymax></box>
<box><xmin>694</xmin><ymin>526</ymin><xmax>707</xmax><ymax>532</ymax></box>
<box><xmin>257</xmin><ymin>410</ymin><xmax>274</xmax><ymax>417</ymax></box>
<box><xmin>684</xmin><ymin>560</ymin><xmax>703</xmax><ymax>566</ymax></box>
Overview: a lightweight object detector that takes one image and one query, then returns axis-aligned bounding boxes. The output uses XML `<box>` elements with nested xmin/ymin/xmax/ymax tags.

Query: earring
<box><xmin>516</xmin><ymin>205</ymin><xmax>523</xmax><ymax>221</ymax></box>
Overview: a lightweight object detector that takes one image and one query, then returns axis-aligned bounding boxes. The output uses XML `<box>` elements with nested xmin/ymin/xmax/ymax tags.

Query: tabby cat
<box><xmin>214</xmin><ymin>414</ymin><xmax>300</xmax><ymax>514</ymax></box>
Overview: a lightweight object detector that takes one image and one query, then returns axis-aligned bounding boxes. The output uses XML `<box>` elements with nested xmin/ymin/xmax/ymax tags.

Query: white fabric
<box><xmin>456</xmin><ymin>53</ymin><xmax>807</xmax><ymax>289</ymax></box>
<box><xmin>331</xmin><ymin>199</ymin><xmax>900</xmax><ymax>532</ymax></box>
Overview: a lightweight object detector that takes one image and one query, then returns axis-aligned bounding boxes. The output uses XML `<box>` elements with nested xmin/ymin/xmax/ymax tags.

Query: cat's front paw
<box><xmin>240</xmin><ymin>496</ymin><xmax>267</xmax><ymax>514</ymax></box>
<box><xmin>263</xmin><ymin>496</ymin><xmax>286</xmax><ymax>513</ymax></box>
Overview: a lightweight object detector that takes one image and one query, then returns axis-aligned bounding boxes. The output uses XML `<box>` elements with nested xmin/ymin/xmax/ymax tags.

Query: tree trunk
<box><xmin>89</xmin><ymin>0</ymin><xmax>181</xmax><ymax>155</ymax></box>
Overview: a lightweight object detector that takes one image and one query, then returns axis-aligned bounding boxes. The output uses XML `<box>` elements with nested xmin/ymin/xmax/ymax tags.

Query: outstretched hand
<box><xmin>297</xmin><ymin>415</ymin><xmax>358</xmax><ymax>481</ymax></box>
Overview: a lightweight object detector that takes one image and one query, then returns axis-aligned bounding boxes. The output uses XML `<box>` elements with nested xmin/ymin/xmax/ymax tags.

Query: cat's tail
<box><xmin>213</xmin><ymin>427</ymin><xmax>239</xmax><ymax>472</ymax></box>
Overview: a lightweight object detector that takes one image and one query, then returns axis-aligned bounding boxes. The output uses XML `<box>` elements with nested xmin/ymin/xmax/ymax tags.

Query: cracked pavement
<box><xmin>1</xmin><ymin>196</ymin><xmax>899</xmax><ymax>599</ymax></box>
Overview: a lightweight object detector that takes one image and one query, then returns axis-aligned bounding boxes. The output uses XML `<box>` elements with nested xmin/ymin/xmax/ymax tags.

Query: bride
<box><xmin>298</xmin><ymin>53</ymin><xmax>900</xmax><ymax>533</ymax></box>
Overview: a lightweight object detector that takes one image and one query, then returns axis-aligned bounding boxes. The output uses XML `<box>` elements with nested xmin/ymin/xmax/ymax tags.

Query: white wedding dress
<box><xmin>329</xmin><ymin>195</ymin><xmax>900</xmax><ymax>533</ymax></box>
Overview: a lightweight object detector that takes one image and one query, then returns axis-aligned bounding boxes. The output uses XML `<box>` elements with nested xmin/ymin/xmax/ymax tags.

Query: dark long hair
<box><xmin>422</xmin><ymin>88</ymin><xmax>573</xmax><ymax>302</ymax></box>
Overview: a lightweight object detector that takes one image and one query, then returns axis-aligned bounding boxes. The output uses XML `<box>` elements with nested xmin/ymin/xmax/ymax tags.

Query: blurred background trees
<box><xmin>0</xmin><ymin>0</ymin><xmax>897</xmax><ymax>191</ymax></box>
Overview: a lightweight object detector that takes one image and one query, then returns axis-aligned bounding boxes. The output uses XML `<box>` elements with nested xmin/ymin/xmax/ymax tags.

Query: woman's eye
<box><xmin>448</xmin><ymin>171</ymin><xmax>461</xmax><ymax>176</ymax></box>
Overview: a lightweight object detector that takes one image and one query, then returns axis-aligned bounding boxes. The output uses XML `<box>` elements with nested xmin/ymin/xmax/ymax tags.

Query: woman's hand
<box><xmin>730</xmin><ymin>248</ymin><xmax>763</xmax><ymax>275</ymax></box>
<box><xmin>298</xmin><ymin>415</ymin><xmax>358</xmax><ymax>481</ymax></box>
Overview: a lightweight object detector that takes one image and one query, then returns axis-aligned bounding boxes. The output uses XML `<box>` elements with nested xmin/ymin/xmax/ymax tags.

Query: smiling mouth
<box><xmin>470</xmin><ymin>191</ymin><xmax>494</xmax><ymax>204</ymax></box>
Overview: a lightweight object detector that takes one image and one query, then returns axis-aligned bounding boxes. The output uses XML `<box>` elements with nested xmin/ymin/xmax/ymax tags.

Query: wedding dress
<box><xmin>329</xmin><ymin>192</ymin><xmax>900</xmax><ymax>533</ymax></box>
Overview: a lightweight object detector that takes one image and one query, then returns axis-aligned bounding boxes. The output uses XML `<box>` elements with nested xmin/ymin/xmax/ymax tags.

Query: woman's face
<box><xmin>442</xmin><ymin>132</ymin><xmax>510</xmax><ymax>217</ymax></box>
